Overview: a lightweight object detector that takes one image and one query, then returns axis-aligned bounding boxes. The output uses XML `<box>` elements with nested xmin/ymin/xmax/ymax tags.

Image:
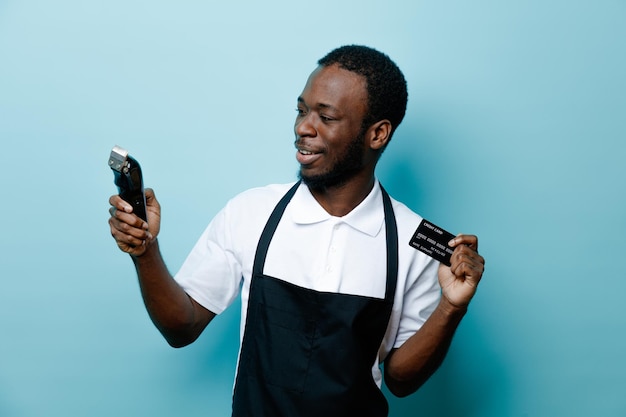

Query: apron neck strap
<box><xmin>380</xmin><ymin>185</ymin><xmax>398</xmax><ymax>302</ymax></box>
<box><xmin>252</xmin><ymin>181</ymin><xmax>399</xmax><ymax>302</ymax></box>
<box><xmin>252</xmin><ymin>181</ymin><xmax>301</xmax><ymax>276</ymax></box>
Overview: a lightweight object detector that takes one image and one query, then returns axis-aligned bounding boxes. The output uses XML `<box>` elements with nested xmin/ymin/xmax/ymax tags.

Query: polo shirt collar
<box><xmin>289</xmin><ymin>180</ymin><xmax>385</xmax><ymax>237</ymax></box>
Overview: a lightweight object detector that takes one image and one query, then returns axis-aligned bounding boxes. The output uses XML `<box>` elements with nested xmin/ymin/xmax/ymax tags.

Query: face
<box><xmin>294</xmin><ymin>64</ymin><xmax>371</xmax><ymax>189</ymax></box>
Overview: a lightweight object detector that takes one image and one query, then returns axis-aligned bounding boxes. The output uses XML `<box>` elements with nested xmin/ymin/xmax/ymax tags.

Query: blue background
<box><xmin>1</xmin><ymin>1</ymin><xmax>625</xmax><ymax>416</ymax></box>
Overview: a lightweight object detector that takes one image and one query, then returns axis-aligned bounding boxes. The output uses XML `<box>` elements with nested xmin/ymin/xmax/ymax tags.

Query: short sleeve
<box><xmin>393</xmin><ymin>257</ymin><xmax>441</xmax><ymax>348</ymax></box>
<box><xmin>174</xmin><ymin>204</ymin><xmax>243</xmax><ymax>315</ymax></box>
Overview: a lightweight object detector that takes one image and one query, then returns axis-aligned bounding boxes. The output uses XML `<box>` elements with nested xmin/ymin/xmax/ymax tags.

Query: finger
<box><xmin>109</xmin><ymin>215</ymin><xmax>150</xmax><ymax>240</ymax></box>
<box><xmin>452</xmin><ymin>244</ymin><xmax>484</xmax><ymax>264</ymax></box>
<box><xmin>448</xmin><ymin>234</ymin><xmax>478</xmax><ymax>251</ymax></box>
<box><xmin>450</xmin><ymin>249</ymin><xmax>485</xmax><ymax>270</ymax></box>
<box><xmin>109</xmin><ymin>200</ymin><xmax>148</xmax><ymax>230</ymax></box>
<box><xmin>144</xmin><ymin>188</ymin><xmax>160</xmax><ymax>210</ymax></box>
<box><xmin>108</xmin><ymin>195</ymin><xmax>133</xmax><ymax>213</ymax></box>
<box><xmin>450</xmin><ymin>259</ymin><xmax>484</xmax><ymax>284</ymax></box>
<box><xmin>109</xmin><ymin>218</ymin><xmax>150</xmax><ymax>249</ymax></box>
<box><xmin>450</xmin><ymin>248</ymin><xmax>485</xmax><ymax>275</ymax></box>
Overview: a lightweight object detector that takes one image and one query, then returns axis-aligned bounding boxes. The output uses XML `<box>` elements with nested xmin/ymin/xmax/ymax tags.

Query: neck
<box><xmin>307</xmin><ymin>174</ymin><xmax>376</xmax><ymax>217</ymax></box>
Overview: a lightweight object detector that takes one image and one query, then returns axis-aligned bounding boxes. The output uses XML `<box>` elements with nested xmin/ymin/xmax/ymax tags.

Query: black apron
<box><xmin>232</xmin><ymin>182</ymin><xmax>399</xmax><ymax>417</ymax></box>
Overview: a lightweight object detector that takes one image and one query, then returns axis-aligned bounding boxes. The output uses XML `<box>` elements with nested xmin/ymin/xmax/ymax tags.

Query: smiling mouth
<box><xmin>296</xmin><ymin>148</ymin><xmax>323</xmax><ymax>165</ymax></box>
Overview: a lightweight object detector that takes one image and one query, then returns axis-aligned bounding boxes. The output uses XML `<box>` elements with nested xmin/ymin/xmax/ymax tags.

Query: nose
<box><xmin>295</xmin><ymin>112</ymin><xmax>316</xmax><ymax>138</ymax></box>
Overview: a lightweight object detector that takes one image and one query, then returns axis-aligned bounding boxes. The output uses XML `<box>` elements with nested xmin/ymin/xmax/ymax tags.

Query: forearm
<box><xmin>384</xmin><ymin>297</ymin><xmax>466</xmax><ymax>397</ymax></box>
<box><xmin>132</xmin><ymin>239</ymin><xmax>213</xmax><ymax>347</ymax></box>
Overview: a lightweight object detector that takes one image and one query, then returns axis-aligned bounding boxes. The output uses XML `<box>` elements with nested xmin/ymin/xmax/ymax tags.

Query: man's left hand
<box><xmin>438</xmin><ymin>234</ymin><xmax>485</xmax><ymax>309</ymax></box>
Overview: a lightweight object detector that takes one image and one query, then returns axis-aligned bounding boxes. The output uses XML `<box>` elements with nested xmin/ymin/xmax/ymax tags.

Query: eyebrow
<box><xmin>297</xmin><ymin>96</ymin><xmax>339</xmax><ymax>112</ymax></box>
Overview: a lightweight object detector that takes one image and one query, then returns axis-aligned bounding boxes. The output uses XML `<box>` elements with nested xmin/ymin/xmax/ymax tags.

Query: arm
<box><xmin>384</xmin><ymin>234</ymin><xmax>485</xmax><ymax>397</ymax></box>
<box><xmin>108</xmin><ymin>188</ymin><xmax>215</xmax><ymax>348</ymax></box>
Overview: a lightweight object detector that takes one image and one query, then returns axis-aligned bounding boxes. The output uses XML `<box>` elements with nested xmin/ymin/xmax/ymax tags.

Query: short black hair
<box><xmin>318</xmin><ymin>45</ymin><xmax>408</xmax><ymax>141</ymax></box>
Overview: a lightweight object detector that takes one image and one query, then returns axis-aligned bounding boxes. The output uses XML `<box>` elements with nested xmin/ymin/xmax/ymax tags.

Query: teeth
<box><xmin>300</xmin><ymin>150</ymin><xmax>313</xmax><ymax>155</ymax></box>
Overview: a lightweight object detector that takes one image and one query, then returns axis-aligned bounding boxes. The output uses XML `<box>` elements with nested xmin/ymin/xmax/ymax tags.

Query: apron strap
<box><xmin>380</xmin><ymin>185</ymin><xmax>398</xmax><ymax>303</ymax></box>
<box><xmin>252</xmin><ymin>181</ymin><xmax>301</xmax><ymax>277</ymax></box>
<box><xmin>252</xmin><ymin>181</ymin><xmax>398</xmax><ymax>302</ymax></box>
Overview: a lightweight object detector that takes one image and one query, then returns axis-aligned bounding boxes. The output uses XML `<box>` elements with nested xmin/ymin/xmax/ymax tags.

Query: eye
<box><xmin>295</xmin><ymin>108</ymin><xmax>306</xmax><ymax>117</ymax></box>
<box><xmin>320</xmin><ymin>114</ymin><xmax>334</xmax><ymax>122</ymax></box>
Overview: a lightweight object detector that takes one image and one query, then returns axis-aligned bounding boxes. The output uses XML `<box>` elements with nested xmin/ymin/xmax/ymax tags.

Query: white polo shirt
<box><xmin>174</xmin><ymin>181</ymin><xmax>441</xmax><ymax>385</ymax></box>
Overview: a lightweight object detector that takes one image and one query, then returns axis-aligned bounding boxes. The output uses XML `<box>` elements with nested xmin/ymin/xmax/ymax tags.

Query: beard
<box><xmin>298</xmin><ymin>129</ymin><xmax>367</xmax><ymax>190</ymax></box>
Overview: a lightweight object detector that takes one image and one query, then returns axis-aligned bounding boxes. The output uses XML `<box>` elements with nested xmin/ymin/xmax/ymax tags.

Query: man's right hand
<box><xmin>109</xmin><ymin>188</ymin><xmax>161</xmax><ymax>257</ymax></box>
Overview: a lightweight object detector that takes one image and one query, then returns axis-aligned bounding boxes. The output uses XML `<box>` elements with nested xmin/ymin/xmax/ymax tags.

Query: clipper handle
<box><xmin>109</xmin><ymin>146</ymin><xmax>147</xmax><ymax>222</ymax></box>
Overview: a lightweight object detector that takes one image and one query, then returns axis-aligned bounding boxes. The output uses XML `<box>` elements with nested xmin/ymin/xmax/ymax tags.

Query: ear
<box><xmin>366</xmin><ymin>119</ymin><xmax>392</xmax><ymax>151</ymax></box>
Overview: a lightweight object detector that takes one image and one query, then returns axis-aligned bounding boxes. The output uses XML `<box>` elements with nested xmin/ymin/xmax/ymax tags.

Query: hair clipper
<box><xmin>108</xmin><ymin>146</ymin><xmax>147</xmax><ymax>222</ymax></box>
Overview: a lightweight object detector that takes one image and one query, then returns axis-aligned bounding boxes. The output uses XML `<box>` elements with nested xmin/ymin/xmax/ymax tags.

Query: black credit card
<box><xmin>409</xmin><ymin>219</ymin><xmax>456</xmax><ymax>266</ymax></box>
